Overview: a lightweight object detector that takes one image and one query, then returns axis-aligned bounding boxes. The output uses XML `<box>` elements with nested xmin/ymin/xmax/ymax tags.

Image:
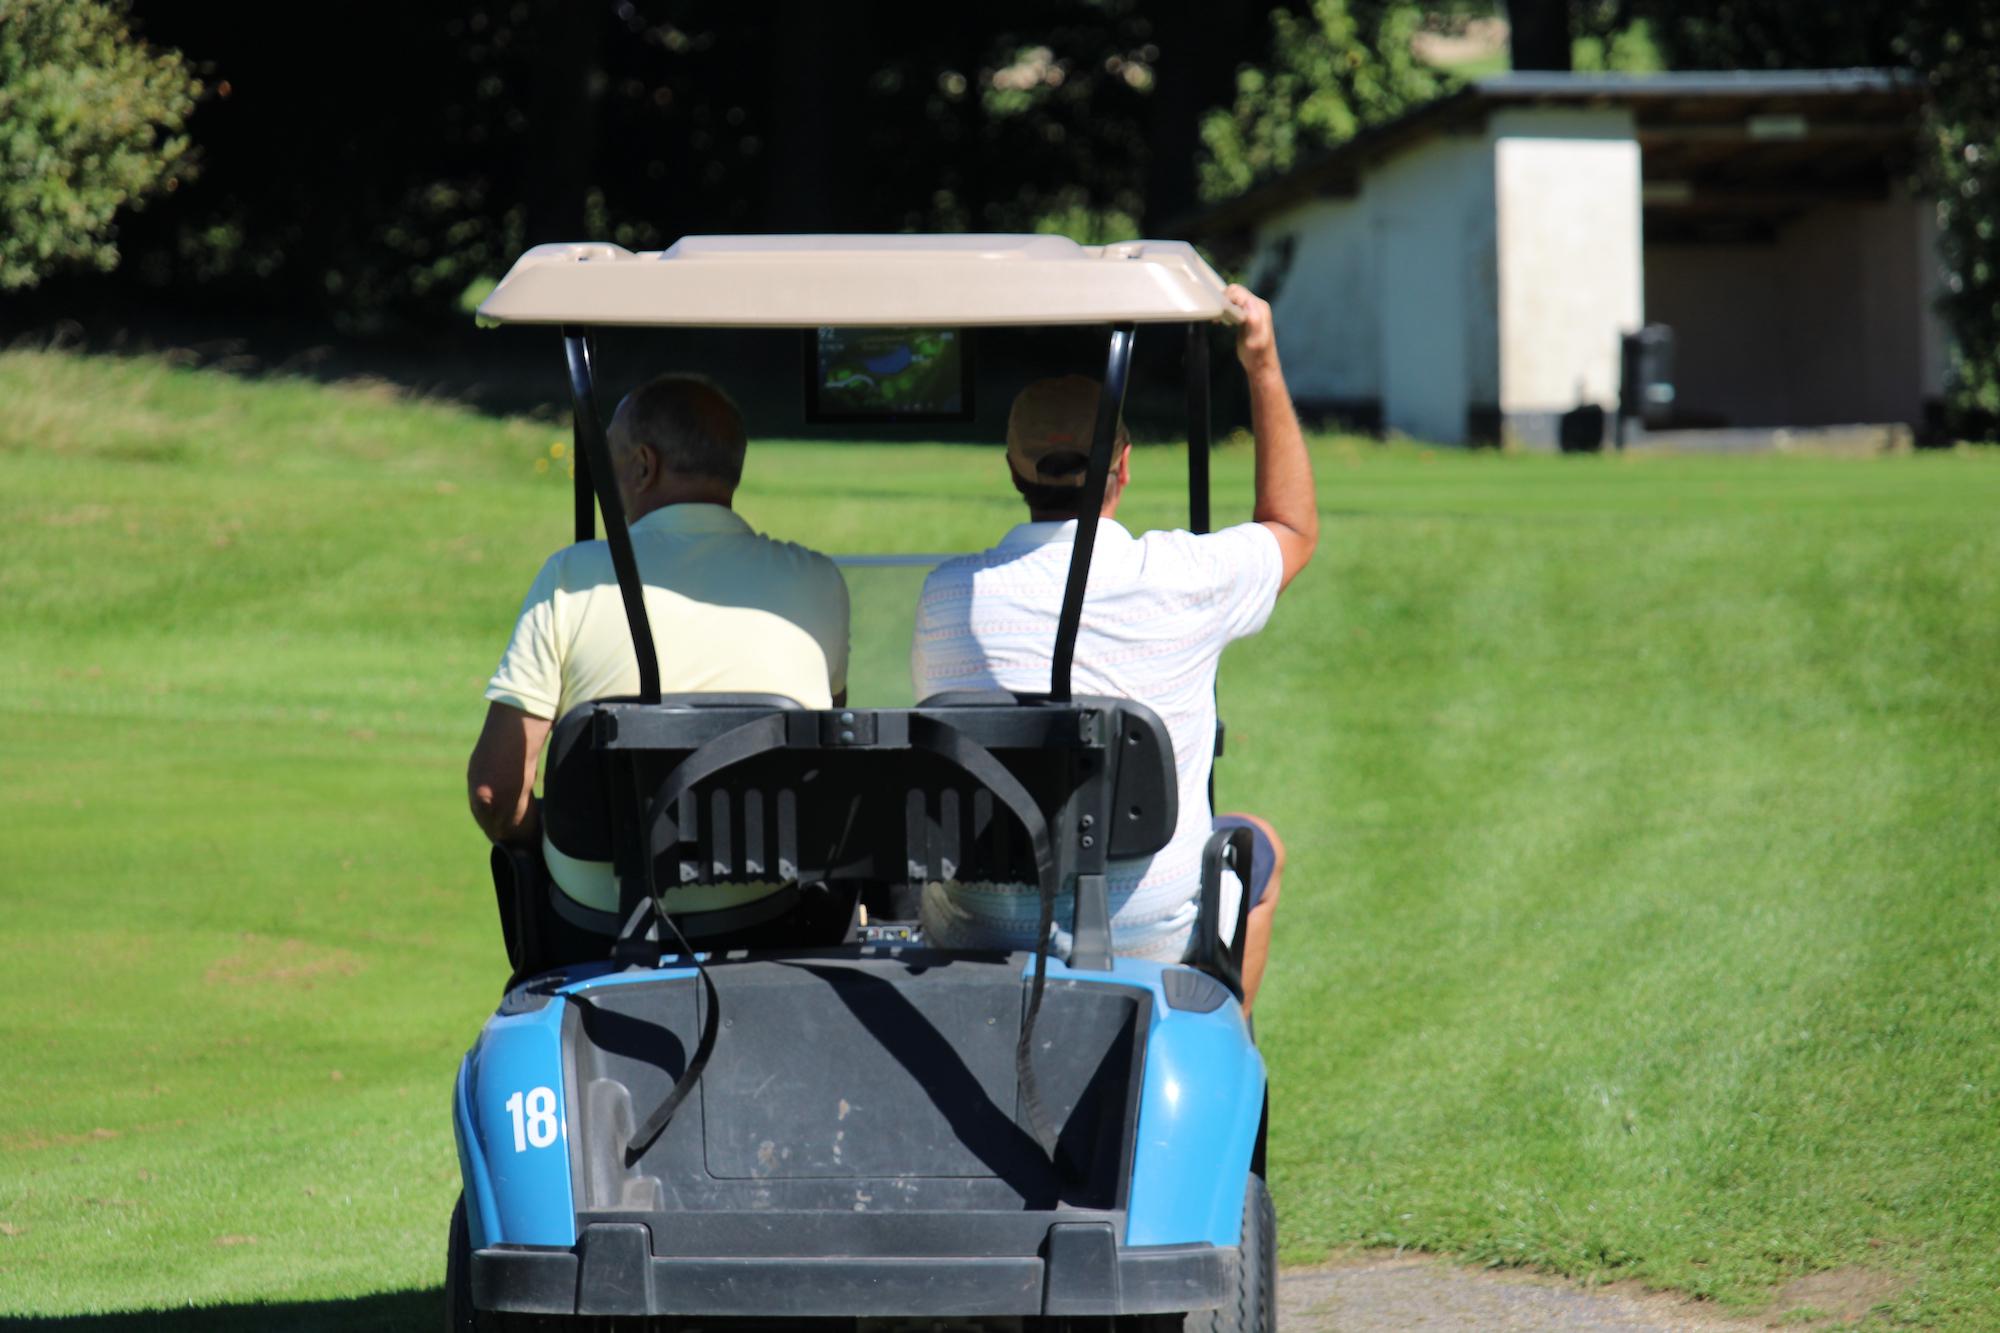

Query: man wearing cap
<box><xmin>910</xmin><ymin>285</ymin><xmax>1316</xmax><ymax>1010</ymax></box>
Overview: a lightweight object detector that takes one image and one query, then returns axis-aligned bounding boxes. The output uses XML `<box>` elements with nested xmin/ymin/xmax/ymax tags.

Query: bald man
<box><xmin>467</xmin><ymin>373</ymin><xmax>849</xmax><ymax>915</ymax></box>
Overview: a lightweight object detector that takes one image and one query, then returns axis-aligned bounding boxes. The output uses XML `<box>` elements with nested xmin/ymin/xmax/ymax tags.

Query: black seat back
<box><xmin>542</xmin><ymin>693</ymin><xmax>1179</xmax><ymax>940</ymax></box>
<box><xmin>544</xmin><ymin>694</ymin><xmax>806</xmax><ymax>867</ymax></box>
<box><xmin>915</xmin><ymin>690</ymin><xmax>1177</xmax><ymax>860</ymax></box>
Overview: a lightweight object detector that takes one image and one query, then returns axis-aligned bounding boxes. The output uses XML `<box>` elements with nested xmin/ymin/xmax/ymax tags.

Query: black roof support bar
<box><xmin>572</xmin><ymin>331</ymin><xmax>598</xmax><ymax>544</ymax></box>
<box><xmin>1185</xmin><ymin>321</ymin><xmax>1212</xmax><ymax>536</ymax></box>
<box><xmin>1048</xmin><ymin>323</ymin><xmax>1137</xmax><ymax>703</ymax></box>
<box><xmin>562</xmin><ymin>326</ymin><xmax>662</xmax><ymax>704</ymax></box>
<box><xmin>1186</xmin><ymin>321</ymin><xmax>1222</xmax><ymax>806</ymax></box>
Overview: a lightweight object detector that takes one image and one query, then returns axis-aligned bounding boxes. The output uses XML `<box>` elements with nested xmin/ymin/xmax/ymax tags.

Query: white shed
<box><xmin>1189</xmin><ymin>71</ymin><xmax>1946</xmax><ymax>448</ymax></box>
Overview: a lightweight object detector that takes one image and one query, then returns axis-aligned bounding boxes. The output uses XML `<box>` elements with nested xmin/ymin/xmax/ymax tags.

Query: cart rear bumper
<box><xmin>473</xmin><ymin>1221</ymin><xmax>1230</xmax><ymax>1319</ymax></box>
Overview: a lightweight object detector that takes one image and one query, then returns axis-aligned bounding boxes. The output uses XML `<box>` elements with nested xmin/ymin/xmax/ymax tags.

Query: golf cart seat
<box><xmin>495</xmin><ymin>691</ymin><xmax>1185</xmax><ymax>975</ymax></box>
<box><xmin>490</xmin><ymin>694</ymin><xmax>818</xmax><ymax>981</ymax></box>
<box><xmin>919</xmin><ymin>689</ymin><xmax>1260</xmax><ymax>990</ymax></box>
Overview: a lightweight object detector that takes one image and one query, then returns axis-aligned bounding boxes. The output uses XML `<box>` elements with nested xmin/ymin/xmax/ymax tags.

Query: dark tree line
<box><xmin>91</xmin><ymin>1</ymin><xmax>1279</xmax><ymax>330</ymax></box>
<box><xmin>23</xmin><ymin>0</ymin><xmax>1995</xmax><ymax>424</ymax></box>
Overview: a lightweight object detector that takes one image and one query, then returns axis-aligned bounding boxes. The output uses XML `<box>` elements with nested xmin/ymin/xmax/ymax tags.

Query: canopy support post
<box><xmin>572</xmin><ymin>333</ymin><xmax>598</xmax><ymax>544</ymax></box>
<box><xmin>1048</xmin><ymin>324</ymin><xmax>1136</xmax><ymax>704</ymax></box>
<box><xmin>1187</xmin><ymin>321</ymin><xmax>1225</xmax><ymax>811</ymax></box>
<box><xmin>1186</xmin><ymin>321</ymin><xmax>1212</xmax><ymax>535</ymax></box>
<box><xmin>562</xmin><ymin>326</ymin><xmax>661</xmax><ymax>704</ymax></box>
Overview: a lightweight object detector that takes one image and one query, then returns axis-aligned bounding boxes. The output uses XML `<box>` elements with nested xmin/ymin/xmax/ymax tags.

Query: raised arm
<box><xmin>1226</xmin><ymin>284</ymin><xmax>1318</xmax><ymax>592</ymax></box>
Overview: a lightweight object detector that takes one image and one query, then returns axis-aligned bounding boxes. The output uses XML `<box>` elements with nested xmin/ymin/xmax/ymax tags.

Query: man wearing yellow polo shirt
<box><xmin>466</xmin><ymin>373</ymin><xmax>849</xmax><ymax>920</ymax></box>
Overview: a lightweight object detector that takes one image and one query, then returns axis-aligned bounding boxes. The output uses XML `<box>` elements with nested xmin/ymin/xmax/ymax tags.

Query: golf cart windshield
<box><xmin>477</xmin><ymin>233</ymin><xmax>1242</xmax><ymax>707</ymax></box>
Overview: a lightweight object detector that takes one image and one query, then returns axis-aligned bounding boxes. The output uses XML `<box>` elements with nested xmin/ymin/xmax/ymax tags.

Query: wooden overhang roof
<box><xmin>1181</xmin><ymin>69</ymin><xmax>1926</xmax><ymax>244</ymax></box>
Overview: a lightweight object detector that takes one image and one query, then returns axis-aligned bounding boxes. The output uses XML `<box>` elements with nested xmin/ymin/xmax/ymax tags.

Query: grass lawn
<box><xmin>1</xmin><ymin>348</ymin><xmax>1997</xmax><ymax>1330</ymax></box>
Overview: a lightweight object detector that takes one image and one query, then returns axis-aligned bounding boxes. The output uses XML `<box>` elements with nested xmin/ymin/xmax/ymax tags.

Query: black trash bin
<box><xmin>1617</xmin><ymin>324</ymin><xmax>1676</xmax><ymax>447</ymax></box>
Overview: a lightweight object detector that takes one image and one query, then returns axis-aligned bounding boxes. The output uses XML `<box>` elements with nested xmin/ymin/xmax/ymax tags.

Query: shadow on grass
<box><xmin>0</xmin><ymin>1288</ymin><xmax>439</xmax><ymax>1332</ymax></box>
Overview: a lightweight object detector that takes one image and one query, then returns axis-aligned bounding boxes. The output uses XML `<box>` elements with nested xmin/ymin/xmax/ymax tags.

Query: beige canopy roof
<box><xmin>477</xmin><ymin>234</ymin><xmax>1240</xmax><ymax>328</ymax></box>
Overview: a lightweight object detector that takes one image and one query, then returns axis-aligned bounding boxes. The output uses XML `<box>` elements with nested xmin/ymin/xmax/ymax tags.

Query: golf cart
<box><xmin>448</xmin><ymin>235</ymin><xmax>1273</xmax><ymax>1330</ymax></box>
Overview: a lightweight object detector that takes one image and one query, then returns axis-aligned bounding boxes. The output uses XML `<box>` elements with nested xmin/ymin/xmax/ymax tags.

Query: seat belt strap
<box><xmin>906</xmin><ymin>714</ymin><xmax>1063</xmax><ymax>1158</ymax></box>
<box><xmin>622</xmin><ymin>909</ymin><xmax>721</xmax><ymax>1164</ymax></box>
<box><xmin>641</xmin><ymin>713</ymin><xmax>793</xmax><ymax>861</ymax></box>
<box><xmin>618</xmin><ymin>710</ymin><xmax>1067</xmax><ymax>1164</ymax></box>
<box><xmin>620</xmin><ymin>713</ymin><xmax>792</xmax><ymax>1159</ymax></box>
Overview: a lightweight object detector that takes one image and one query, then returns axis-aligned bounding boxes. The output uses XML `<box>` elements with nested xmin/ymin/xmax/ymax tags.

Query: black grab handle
<box><xmin>1191</xmin><ymin>825</ymin><xmax>1255</xmax><ymax>999</ymax></box>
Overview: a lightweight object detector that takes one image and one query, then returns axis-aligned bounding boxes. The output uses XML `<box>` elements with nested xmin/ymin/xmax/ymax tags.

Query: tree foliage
<box><xmin>0</xmin><ymin>0</ymin><xmax>198</xmax><ymax>291</ymax></box>
<box><xmin>1197</xmin><ymin>0</ymin><xmax>1446</xmax><ymax>204</ymax></box>
<box><xmin>1905</xmin><ymin>8</ymin><xmax>2000</xmax><ymax>422</ymax></box>
<box><xmin>60</xmin><ymin>1</ymin><xmax>1277</xmax><ymax>329</ymax></box>
<box><xmin>32</xmin><ymin>0</ymin><xmax>1991</xmax><ymax>428</ymax></box>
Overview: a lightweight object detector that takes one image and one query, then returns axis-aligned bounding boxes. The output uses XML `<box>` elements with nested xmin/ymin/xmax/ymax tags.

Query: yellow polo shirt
<box><xmin>486</xmin><ymin>503</ymin><xmax>849</xmax><ymax>910</ymax></box>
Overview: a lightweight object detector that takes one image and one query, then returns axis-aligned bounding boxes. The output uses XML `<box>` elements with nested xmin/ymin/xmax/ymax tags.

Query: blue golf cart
<box><xmin>446</xmin><ymin>236</ymin><xmax>1274</xmax><ymax>1331</ymax></box>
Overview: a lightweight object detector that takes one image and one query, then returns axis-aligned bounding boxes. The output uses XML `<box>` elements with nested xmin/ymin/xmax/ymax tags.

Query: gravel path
<box><xmin>1279</xmin><ymin>1257</ymin><xmax>1742</xmax><ymax>1332</ymax></box>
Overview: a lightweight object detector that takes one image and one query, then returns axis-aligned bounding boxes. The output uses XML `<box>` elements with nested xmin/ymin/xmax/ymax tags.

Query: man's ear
<box><xmin>1115</xmin><ymin>442</ymin><xmax>1133</xmax><ymax>487</ymax></box>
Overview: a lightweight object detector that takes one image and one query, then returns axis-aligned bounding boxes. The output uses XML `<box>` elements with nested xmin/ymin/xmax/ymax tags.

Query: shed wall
<box><xmin>1231</xmin><ymin>92</ymin><xmax>1942</xmax><ymax>446</ymax></box>
<box><xmin>1249</xmin><ymin>200</ymin><xmax>1379</xmax><ymax>408</ymax></box>
<box><xmin>1371</xmin><ymin>134</ymin><xmax>1498</xmax><ymax>444</ymax></box>
<box><xmin>1491</xmin><ymin>108</ymin><xmax>1644</xmax><ymax>446</ymax></box>
<box><xmin>1247</xmin><ymin>135</ymin><xmax>1497</xmax><ymax>441</ymax></box>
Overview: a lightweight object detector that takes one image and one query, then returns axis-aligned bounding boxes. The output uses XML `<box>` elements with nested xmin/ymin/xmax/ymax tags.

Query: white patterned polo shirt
<box><xmin>911</xmin><ymin>518</ymin><xmax>1283</xmax><ymax>961</ymax></box>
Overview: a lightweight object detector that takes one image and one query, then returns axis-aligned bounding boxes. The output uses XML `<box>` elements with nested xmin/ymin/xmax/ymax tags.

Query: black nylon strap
<box><xmin>613</xmin><ymin>709</ymin><xmax>1071</xmax><ymax>1163</ymax></box>
<box><xmin>639</xmin><ymin>713</ymin><xmax>793</xmax><ymax>862</ymax></box>
<box><xmin>905</xmin><ymin>714</ymin><xmax>1063</xmax><ymax>1157</ymax></box>
<box><xmin>618</xmin><ymin>713</ymin><xmax>793</xmax><ymax>1159</ymax></box>
<box><xmin>622</xmin><ymin>907</ymin><xmax>721</xmax><ymax>1164</ymax></box>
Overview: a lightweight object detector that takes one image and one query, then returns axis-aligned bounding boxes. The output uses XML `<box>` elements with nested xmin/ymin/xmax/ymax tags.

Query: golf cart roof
<box><xmin>477</xmin><ymin>234</ymin><xmax>1239</xmax><ymax>329</ymax></box>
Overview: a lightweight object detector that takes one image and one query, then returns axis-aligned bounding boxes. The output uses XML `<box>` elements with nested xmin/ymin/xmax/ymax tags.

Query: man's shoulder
<box><xmin>1134</xmin><ymin>521</ymin><xmax>1271</xmax><ymax>551</ymax></box>
<box><xmin>923</xmin><ymin>543</ymin><xmax>1000</xmax><ymax>580</ymax></box>
<box><xmin>740</xmin><ymin>531</ymin><xmax>846</xmax><ymax>587</ymax></box>
<box><xmin>1132</xmin><ymin>526</ymin><xmax>1202</xmax><ymax>557</ymax></box>
<box><xmin>737</xmin><ymin>528</ymin><xmax>812</xmax><ymax>557</ymax></box>
<box><xmin>920</xmin><ymin>540</ymin><xmax>1048</xmax><ymax>600</ymax></box>
<box><xmin>1134</xmin><ymin>522</ymin><xmax>1278</xmax><ymax>572</ymax></box>
<box><xmin>534</xmin><ymin>538</ymin><xmax>611</xmax><ymax>591</ymax></box>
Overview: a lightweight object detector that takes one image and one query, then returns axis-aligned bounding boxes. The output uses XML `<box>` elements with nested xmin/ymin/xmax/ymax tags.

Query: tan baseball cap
<box><xmin>1006</xmin><ymin>375</ymin><xmax>1127</xmax><ymax>487</ymax></box>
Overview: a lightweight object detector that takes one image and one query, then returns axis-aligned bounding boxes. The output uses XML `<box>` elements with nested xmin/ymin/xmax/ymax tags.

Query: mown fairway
<box><xmin>2</xmin><ymin>349</ymin><xmax>1997</xmax><ymax>1330</ymax></box>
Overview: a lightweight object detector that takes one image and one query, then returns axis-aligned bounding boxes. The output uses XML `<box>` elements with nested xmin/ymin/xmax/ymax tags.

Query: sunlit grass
<box><xmin>2</xmin><ymin>348</ymin><xmax>1998</xmax><ymax>1327</ymax></box>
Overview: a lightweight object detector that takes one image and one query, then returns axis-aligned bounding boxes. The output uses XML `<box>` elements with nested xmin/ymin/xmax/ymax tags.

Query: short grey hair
<box><xmin>610</xmin><ymin>373</ymin><xmax>746</xmax><ymax>487</ymax></box>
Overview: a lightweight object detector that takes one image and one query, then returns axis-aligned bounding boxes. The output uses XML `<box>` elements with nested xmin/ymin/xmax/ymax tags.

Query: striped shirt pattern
<box><xmin>911</xmin><ymin>518</ymin><xmax>1283</xmax><ymax>961</ymax></box>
